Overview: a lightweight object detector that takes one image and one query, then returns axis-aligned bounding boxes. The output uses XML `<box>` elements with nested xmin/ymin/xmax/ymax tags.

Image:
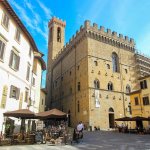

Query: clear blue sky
<box><xmin>8</xmin><ymin>0</ymin><xmax>150</xmax><ymax>87</ymax></box>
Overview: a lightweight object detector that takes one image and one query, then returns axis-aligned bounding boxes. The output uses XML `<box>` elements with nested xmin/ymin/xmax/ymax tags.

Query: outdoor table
<box><xmin>51</xmin><ymin>132</ymin><xmax>59</xmax><ymax>139</ymax></box>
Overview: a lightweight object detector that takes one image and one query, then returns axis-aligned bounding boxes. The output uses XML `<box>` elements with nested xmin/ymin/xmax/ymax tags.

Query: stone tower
<box><xmin>46</xmin><ymin>17</ymin><xmax>66</xmax><ymax>109</ymax></box>
<box><xmin>48</xmin><ymin>17</ymin><xmax>66</xmax><ymax>64</ymax></box>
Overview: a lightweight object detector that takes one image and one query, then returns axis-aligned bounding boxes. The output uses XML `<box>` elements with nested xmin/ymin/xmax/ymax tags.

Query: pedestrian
<box><xmin>77</xmin><ymin>121</ymin><xmax>83</xmax><ymax>139</ymax></box>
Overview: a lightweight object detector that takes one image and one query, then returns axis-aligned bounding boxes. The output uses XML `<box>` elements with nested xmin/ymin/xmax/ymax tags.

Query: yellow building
<box><xmin>129</xmin><ymin>76</ymin><xmax>150</xmax><ymax>129</ymax></box>
<box><xmin>46</xmin><ymin>17</ymin><xmax>139</xmax><ymax>130</ymax></box>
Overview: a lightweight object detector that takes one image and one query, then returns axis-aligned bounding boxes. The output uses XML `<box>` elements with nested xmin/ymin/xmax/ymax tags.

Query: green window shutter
<box><xmin>0</xmin><ymin>40</ymin><xmax>5</xmax><ymax>60</ymax></box>
<box><xmin>1</xmin><ymin>85</ymin><xmax>8</xmax><ymax>108</ymax></box>
<box><xmin>16</xmin><ymin>87</ymin><xmax>20</xmax><ymax>100</ymax></box>
<box><xmin>9</xmin><ymin>51</ymin><xmax>13</xmax><ymax>67</ymax></box>
<box><xmin>19</xmin><ymin>92</ymin><xmax>23</xmax><ymax>109</ymax></box>
<box><xmin>9</xmin><ymin>85</ymin><xmax>13</xmax><ymax>98</ymax></box>
<box><xmin>16</xmin><ymin>56</ymin><xmax>20</xmax><ymax>70</ymax></box>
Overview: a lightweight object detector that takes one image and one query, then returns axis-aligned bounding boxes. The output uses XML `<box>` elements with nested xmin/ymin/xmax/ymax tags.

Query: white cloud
<box><xmin>9</xmin><ymin>0</ymin><xmax>48</xmax><ymax>41</ymax></box>
<box><xmin>10</xmin><ymin>0</ymin><xmax>34</xmax><ymax>29</ymax></box>
<box><xmin>23</xmin><ymin>0</ymin><xmax>41</xmax><ymax>26</ymax></box>
<box><xmin>85</xmin><ymin>0</ymin><xmax>109</xmax><ymax>22</ymax></box>
<box><xmin>136</xmin><ymin>24</ymin><xmax>150</xmax><ymax>57</ymax></box>
<box><xmin>36</xmin><ymin>0</ymin><xmax>52</xmax><ymax>19</ymax></box>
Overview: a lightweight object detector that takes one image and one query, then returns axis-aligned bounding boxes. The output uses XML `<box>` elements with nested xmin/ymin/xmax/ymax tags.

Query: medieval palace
<box><xmin>45</xmin><ymin>17</ymin><xmax>150</xmax><ymax>130</ymax></box>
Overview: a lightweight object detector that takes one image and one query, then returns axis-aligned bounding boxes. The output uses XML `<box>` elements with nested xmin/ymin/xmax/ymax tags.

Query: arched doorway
<box><xmin>108</xmin><ymin>107</ymin><xmax>115</xmax><ymax>128</ymax></box>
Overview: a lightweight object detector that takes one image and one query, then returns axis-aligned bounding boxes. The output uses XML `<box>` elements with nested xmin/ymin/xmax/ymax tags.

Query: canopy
<box><xmin>3</xmin><ymin>109</ymin><xmax>35</xmax><ymax>119</ymax></box>
<box><xmin>36</xmin><ymin>108</ymin><xmax>67</xmax><ymax>119</ymax></box>
<box><xmin>131</xmin><ymin>116</ymin><xmax>149</xmax><ymax>121</ymax></box>
<box><xmin>115</xmin><ymin>116</ymin><xmax>150</xmax><ymax>122</ymax></box>
<box><xmin>115</xmin><ymin>117</ymin><xmax>132</xmax><ymax>121</ymax></box>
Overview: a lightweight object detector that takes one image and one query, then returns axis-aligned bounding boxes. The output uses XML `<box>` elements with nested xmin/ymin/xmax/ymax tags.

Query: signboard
<box><xmin>95</xmin><ymin>90</ymin><xmax>100</xmax><ymax>108</ymax></box>
<box><xmin>36</xmin><ymin>121</ymin><xmax>44</xmax><ymax>130</ymax></box>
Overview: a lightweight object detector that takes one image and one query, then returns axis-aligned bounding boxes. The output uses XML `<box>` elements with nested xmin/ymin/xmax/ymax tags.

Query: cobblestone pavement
<box><xmin>0</xmin><ymin>131</ymin><xmax>150</xmax><ymax>150</ymax></box>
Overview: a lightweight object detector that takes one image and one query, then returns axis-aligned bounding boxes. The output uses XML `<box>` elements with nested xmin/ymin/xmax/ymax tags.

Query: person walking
<box><xmin>77</xmin><ymin>122</ymin><xmax>83</xmax><ymax>139</ymax></box>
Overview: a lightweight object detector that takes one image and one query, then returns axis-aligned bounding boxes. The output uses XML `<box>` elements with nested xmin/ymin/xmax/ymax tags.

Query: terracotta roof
<box><xmin>41</xmin><ymin>88</ymin><xmax>47</xmax><ymax>94</ymax></box>
<box><xmin>34</xmin><ymin>56</ymin><xmax>46</xmax><ymax>71</ymax></box>
<box><xmin>0</xmin><ymin>0</ymin><xmax>39</xmax><ymax>53</ymax></box>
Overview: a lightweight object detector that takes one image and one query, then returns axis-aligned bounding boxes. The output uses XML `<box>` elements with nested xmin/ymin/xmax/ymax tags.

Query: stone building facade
<box><xmin>46</xmin><ymin>17</ymin><xmax>139</xmax><ymax>130</ymax></box>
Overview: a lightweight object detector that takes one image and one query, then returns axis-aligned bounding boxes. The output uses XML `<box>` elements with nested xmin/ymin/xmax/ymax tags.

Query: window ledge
<box><xmin>1</xmin><ymin>23</ymin><xmax>9</xmax><ymax>32</ymax></box>
<box><xmin>14</xmin><ymin>38</ymin><xmax>21</xmax><ymax>45</ymax></box>
<box><xmin>9</xmin><ymin>66</ymin><xmax>18</xmax><ymax>72</ymax></box>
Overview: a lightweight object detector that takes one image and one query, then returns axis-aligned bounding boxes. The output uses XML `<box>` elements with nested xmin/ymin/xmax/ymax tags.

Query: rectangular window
<box><xmin>9</xmin><ymin>85</ymin><xmax>20</xmax><ymax>100</ymax></box>
<box><xmin>15</xmin><ymin>28</ymin><xmax>21</xmax><ymax>43</ymax></box>
<box><xmin>2</xmin><ymin>12</ymin><xmax>9</xmax><ymax>29</ymax></box>
<box><xmin>9</xmin><ymin>50</ymin><xmax>20</xmax><ymax>71</ymax></box>
<box><xmin>24</xmin><ymin>89</ymin><xmax>29</xmax><ymax>102</ymax></box>
<box><xmin>140</xmin><ymin>80</ymin><xmax>147</xmax><ymax>89</ymax></box>
<box><xmin>26</xmin><ymin>63</ymin><xmax>30</xmax><ymax>81</ymax></box>
<box><xmin>77</xmin><ymin>82</ymin><xmax>80</xmax><ymax>91</ymax></box>
<box><xmin>134</xmin><ymin>97</ymin><xmax>139</xmax><ymax>105</ymax></box>
<box><xmin>0</xmin><ymin>39</ymin><xmax>6</xmax><ymax>61</ymax></box>
<box><xmin>143</xmin><ymin>96</ymin><xmax>149</xmax><ymax>105</ymax></box>
<box><xmin>32</xmin><ymin>77</ymin><xmax>35</xmax><ymax>86</ymax></box>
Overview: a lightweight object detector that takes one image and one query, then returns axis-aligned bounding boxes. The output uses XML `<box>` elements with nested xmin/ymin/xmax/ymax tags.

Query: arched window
<box><xmin>108</xmin><ymin>82</ymin><xmax>113</xmax><ymax>91</ymax></box>
<box><xmin>112</xmin><ymin>52</ymin><xmax>119</xmax><ymax>72</ymax></box>
<box><xmin>94</xmin><ymin>79</ymin><xmax>100</xmax><ymax>89</ymax></box>
<box><xmin>126</xmin><ymin>84</ymin><xmax>131</xmax><ymax>93</ymax></box>
<box><xmin>107</xmin><ymin>64</ymin><xmax>110</xmax><ymax>69</ymax></box>
<box><xmin>57</xmin><ymin>27</ymin><xmax>61</xmax><ymax>42</ymax></box>
<box><xmin>109</xmin><ymin>107</ymin><xmax>114</xmax><ymax>112</ymax></box>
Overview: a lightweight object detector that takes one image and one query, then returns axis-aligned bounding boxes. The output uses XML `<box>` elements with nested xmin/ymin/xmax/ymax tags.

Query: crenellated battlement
<box><xmin>48</xmin><ymin>17</ymin><xmax>66</xmax><ymax>28</ymax></box>
<box><xmin>52</xmin><ymin>20</ymin><xmax>135</xmax><ymax>66</ymax></box>
<box><xmin>84</xmin><ymin>20</ymin><xmax>135</xmax><ymax>46</ymax></box>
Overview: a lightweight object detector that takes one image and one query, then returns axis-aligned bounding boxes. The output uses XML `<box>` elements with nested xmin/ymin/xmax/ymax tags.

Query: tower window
<box><xmin>112</xmin><ymin>52</ymin><xmax>119</xmax><ymax>72</ymax></box>
<box><xmin>94</xmin><ymin>61</ymin><xmax>98</xmax><ymax>66</ymax></box>
<box><xmin>107</xmin><ymin>64</ymin><xmax>110</xmax><ymax>69</ymax></box>
<box><xmin>94</xmin><ymin>79</ymin><xmax>100</xmax><ymax>89</ymax></box>
<box><xmin>57</xmin><ymin>27</ymin><xmax>61</xmax><ymax>42</ymax></box>
<box><xmin>126</xmin><ymin>84</ymin><xmax>131</xmax><ymax>93</ymax></box>
<box><xmin>108</xmin><ymin>82</ymin><xmax>113</xmax><ymax>91</ymax></box>
<box><xmin>77</xmin><ymin>82</ymin><xmax>80</xmax><ymax>91</ymax></box>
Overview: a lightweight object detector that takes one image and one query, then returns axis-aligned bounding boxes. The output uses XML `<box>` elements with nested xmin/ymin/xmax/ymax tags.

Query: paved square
<box><xmin>0</xmin><ymin>131</ymin><xmax>150</xmax><ymax>150</ymax></box>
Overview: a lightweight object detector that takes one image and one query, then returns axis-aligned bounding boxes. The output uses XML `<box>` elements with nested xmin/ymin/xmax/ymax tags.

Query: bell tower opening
<box><xmin>57</xmin><ymin>27</ymin><xmax>61</xmax><ymax>42</ymax></box>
